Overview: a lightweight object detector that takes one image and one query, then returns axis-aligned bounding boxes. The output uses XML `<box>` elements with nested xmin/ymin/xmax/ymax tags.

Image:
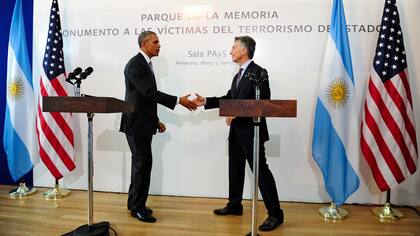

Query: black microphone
<box><xmin>67</xmin><ymin>67</ymin><xmax>82</xmax><ymax>79</ymax></box>
<box><xmin>245</xmin><ymin>72</ymin><xmax>256</xmax><ymax>81</ymax></box>
<box><xmin>70</xmin><ymin>67</ymin><xmax>82</xmax><ymax>77</ymax></box>
<box><xmin>79</xmin><ymin>67</ymin><xmax>94</xmax><ymax>80</ymax></box>
<box><xmin>245</xmin><ymin>69</ymin><xmax>268</xmax><ymax>86</ymax></box>
<box><xmin>73</xmin><ymin>67</ymin><xmax>83</xmax><ymax>75</ymax></box>
<box><xmin>260</xmin><ymin>69</ymin><xmax>268</xmax><ymax>82</ymax></box>
<box><xmin>66</xmin><ymin>67</ymin><xmax>82</xmax><ymax>84</ymax></box>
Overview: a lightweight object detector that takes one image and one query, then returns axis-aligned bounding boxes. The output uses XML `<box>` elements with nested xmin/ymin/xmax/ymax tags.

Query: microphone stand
<box><xmin>246</xmin><ymin>71</ymin><xmax>267</xmax><ymax>236</ymax></box>
<box><xmin>63</xmin><ymin>68</ymin><xmax>110</xmax><ymax>236</ymax></box>
<box><xmin>75</xmin><ymin>78</ymin><xmax>82</xmax><ymax>97</ymax></box>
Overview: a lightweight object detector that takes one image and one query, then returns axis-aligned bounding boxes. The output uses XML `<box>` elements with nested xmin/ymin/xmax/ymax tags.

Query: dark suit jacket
<box><xmin>120</xmin><ymin>52</ymin><xmax>177</xmax><ymax>136</ymax></box>
<box><xmin>204</xmin><ymin>61</ymin><xmax>270</xmax><ymax>142</ymax></box>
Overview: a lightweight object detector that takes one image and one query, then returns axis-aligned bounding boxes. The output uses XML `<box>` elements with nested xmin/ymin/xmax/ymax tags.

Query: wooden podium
<box><xmin>43</xmin><ymin>96</ymin><xmax>134</xmax><ymax>236</ymax></box>
<box><xmin>220</xmin><ymin>100</ymin><xmax>296</xmax><ymax>117</ymax></box>
<box><xmin>220</xmin><ymin>99</ymin><xmax>296</xmax><ymax>236</ymax></box>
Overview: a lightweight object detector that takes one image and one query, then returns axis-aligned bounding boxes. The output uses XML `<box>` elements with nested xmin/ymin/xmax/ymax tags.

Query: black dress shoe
<box><xmin>128</xmin><ymin>207</ymin><xmax>153</xmax><ymax>214</ymax></box>
<box><xmin>131</xmin><ymin>210</ymin><xmax>156</xmax><ymax>223</ymax></box>
<box><xmin>258</xmin><ymin>215</ymin><xmax>283</xmax><ymax>231</ymax></box>
<box><xmin>213</xmin><ymin>205</ymin><xmax>243</xmax><ymax>215</ymax></box>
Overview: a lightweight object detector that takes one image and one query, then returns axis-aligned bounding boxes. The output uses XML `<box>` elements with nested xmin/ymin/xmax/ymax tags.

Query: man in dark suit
<box><xmin>120</xmin><ymin>31</ymin><xmax>196</xmax><ymax>223</ymax></box>
<box><xmin>193</xmin><ymin>36</ymin><xmax>283</xmax><ymax>231</ymax></box>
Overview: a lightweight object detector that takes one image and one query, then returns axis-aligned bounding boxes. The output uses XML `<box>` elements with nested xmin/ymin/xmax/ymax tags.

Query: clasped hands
<box><xmin>178</xmin><ymin>93</ymin><xmax>205</xmax><ymax>111</ymax></box>
<box><xmin>179</xmin><ymin>93</ymin><xmax>235</xmax><ymax>126</ymax></box>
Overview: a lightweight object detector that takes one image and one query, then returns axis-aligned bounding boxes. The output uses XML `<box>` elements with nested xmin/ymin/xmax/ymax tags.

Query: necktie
<box><xmin>236</xmin><ymin>68</ymin><xmax>243</xmax><ymax>88</ymax></box>
<box><xmin>148</xmin><ymin>61</ymin><xmax>154</xmax><ymax>73</ymax></box>
<box><xmin>148</xmin><ymin>61</ymin><xmax>157</xmax><ymax>87</ymax></box>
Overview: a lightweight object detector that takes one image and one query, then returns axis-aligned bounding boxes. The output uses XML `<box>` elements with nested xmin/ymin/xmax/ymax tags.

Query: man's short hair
<box><xmin>138</xmin><ymin>31</ymin><xmax>156</xmax><ymax>47</ymax></box>
<box><xmin>234</xmin><ymin>36</ymin><xmax>256</xmax><ymax>59</ymax></box>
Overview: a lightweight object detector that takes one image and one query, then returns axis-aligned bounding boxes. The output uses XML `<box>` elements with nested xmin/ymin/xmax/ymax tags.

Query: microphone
<box><xmin>245</xmin><ymin>69</ymin><xmax>268</xmax><ymax>86</ymax></box>
<box><xmin>79</xmin><ymin>67</ymin><xmax>94</xmax><ymax>80</ymax></box>
<box><xmin>73</xmin><ymin>67</ymin><xmax>83</xmax><ymax>75</ymax></box>
<box><xmin>245</xmin><ymin>72</ymin><xmax>256</xmax><ymax>81</ymax></box>
<box><xmin>68</xmin><ymin>67</ymin><xmax>82</xmax><ymax>79</ymax></box>
<box><xmin>66</xmin><ymin>67</ymin><xmax>82</xmax><ymax>84</ymax></box>
<box><xmin>260</xmin><ymin>69</ymin><xmax>268</xmax><ymax>83</ymax></box>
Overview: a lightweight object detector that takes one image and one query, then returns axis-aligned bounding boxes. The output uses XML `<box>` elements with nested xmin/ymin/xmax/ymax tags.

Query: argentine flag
<box><xmin>3</xmin><ymin>0</ymin><xmax>38</xmax><ymax>181</ymax></box>
<box><xmin>312</xmin><ymin>0</ymin><xmax>359</xmax><ymax>206</ymax></box>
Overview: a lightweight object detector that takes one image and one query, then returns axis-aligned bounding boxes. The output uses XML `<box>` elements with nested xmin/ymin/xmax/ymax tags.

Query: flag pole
<box><xmin>318</xmin><ymin>202</ymin><xmax>348</xmax><ymax>220</ymax></box>
<box><xmin>372</xmin><ymin>190</ymin><xmax>403</xmax><ymax>220</ymax></box>
<box><xmin>43</xmin><ymin>178</ymin><xmax>70</xmax><ymax>199</ymax></box>
<box><xmin>9</xmin><ymin>178</ymin><xmax>37</xmax><ymax>198</ymax></box>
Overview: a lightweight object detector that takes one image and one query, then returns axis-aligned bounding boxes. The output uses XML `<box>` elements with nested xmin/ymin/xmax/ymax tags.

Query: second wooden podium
<box><xmin>43</xmin><ymin>96</ymin><xmax>134</xmax><ymax>236</ymax></box>
<box><xmin>220</xmin><ymin>99</ymin><xmax>297</xmax><ymax>236</ymax></box>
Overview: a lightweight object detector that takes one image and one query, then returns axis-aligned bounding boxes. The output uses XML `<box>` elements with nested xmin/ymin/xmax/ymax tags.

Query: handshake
<box><xmin>179</xmin><ymin>93</ymin><xmax>205</xmax><ymax>111</ymax></box>
<box><xmin>178</xmin><ymin>93</ymin><xmax>236</xmax><ymax>126</ymax></box>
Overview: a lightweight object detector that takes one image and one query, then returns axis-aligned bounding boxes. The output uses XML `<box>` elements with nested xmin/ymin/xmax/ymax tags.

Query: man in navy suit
<box><xmin>120</xmin><ymin>31</ymin><xmax>196</xmax><ymax>223</ymax></box>
<box><xmin>193</xmin><ymin>36</ymin><xmax>283</xmax><ymax>231</ymax></box>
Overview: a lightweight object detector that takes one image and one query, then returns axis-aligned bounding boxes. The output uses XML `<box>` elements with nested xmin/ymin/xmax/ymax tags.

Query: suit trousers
<box><xmin>228</xmin><ymin>131</ymin><xmax>282</xmax><ymax>218</ymax></box>
<box><xmin>126</xmin><ymin>133</ymin><xmax>153</xmax><ymax>212</ymax></box>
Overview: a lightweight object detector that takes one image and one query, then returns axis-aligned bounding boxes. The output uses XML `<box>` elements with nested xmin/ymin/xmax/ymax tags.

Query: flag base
<box><xmin>318</xmin><ymin>202</ymin><xmax>348</xmax><ymax>220</ymax></box>
<box><xmin>9</xmin><ymin>182</ymin><xmax>37</xmax><ymax>199</ymax></box>
<box><xmin>44</xmin><ymin>184</ymin><xmax>71</xmax><ymax>200</ymax></box>
<box><xmin>372</xmin><ymin>203</ymin><xmax>403</xmax><ymax>221</ymax></box>
<box><xmin>62</xmin><ymin>221</ymin><xmax>110</xmax><ymax>236</ymax></box>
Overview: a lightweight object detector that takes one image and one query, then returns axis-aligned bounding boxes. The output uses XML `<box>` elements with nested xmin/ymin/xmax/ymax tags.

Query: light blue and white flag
<box><xmin>312</xmin><ymin>0</ymin><xmax>359</xmax><ymax>206</ymax></box>
<box><xmin>3</xmin><ymin>0</ymin><xmax>38</xmax><ymax>181</ymax></box>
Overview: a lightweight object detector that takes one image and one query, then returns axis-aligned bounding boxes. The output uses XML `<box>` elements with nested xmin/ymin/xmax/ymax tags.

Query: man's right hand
<box><xmin>179</xmin><ymin>94</ymin><xmax>197</xmax><ymax>111</ymax></box>
<box><xmin>192</xmin><ymin>93</ymin><xmax>205</xmax><ymax>107</ymax></box>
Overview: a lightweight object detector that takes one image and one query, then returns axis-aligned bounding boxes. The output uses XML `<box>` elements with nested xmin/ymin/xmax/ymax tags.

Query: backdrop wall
<box><xmin>32</xmin><ymin>0</ymin><xmax>420</xmax><ymax>205</ymax></box>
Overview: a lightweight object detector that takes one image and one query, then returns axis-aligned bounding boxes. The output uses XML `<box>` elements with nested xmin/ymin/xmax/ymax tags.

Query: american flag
<box><xmin>360</xmin><ymin>0</ymin><xmax>418</xmax><ymax>192</ymax></box>
<box><xmin>36</xmin><ymin>0</ymin><xmax>75</xmax><ymax>179</ymax></box>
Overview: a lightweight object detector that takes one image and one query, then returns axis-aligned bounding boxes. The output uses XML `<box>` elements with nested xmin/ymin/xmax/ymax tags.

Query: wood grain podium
<box><xmin>43</xmin><ymin>96</ymin><xmax>134</xmax><ymax>236</ymax></box>
<box><xmin>220</xmin><ymin>99</ymin><xmax>296</xmax><ymax>117</ymax></box>
<box><xmin>220</xmin><ymin>99</ymin><xmax>296</xmax><ymax>236</ymax></box>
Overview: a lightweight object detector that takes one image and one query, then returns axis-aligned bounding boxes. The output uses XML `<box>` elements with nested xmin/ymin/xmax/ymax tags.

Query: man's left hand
<box><xmin>157</xmin><ymin>121</ymin><xmax>166</xmax><ymax>133</ymax></box>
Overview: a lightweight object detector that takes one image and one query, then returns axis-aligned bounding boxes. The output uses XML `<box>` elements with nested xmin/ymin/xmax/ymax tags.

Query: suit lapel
<box><xmin>150</xmin><ymin>71</ymin><xmax>157</xmax><ymax>88</ymax></box>
<box><xmin>235</xmin><ymin>61</ymin><xmax>255</xmax><ymax>98</ymax></box>
<box><xmin>138</xmin><ymin>53</ymin><xmax>157</xmax><ymax>88</ymax></box>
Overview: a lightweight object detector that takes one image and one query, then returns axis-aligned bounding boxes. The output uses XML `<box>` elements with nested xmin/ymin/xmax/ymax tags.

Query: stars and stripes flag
<box><xmin>4</xmin><ymin>0</ymin><xmax>38</xmax><ymax>181</ymax></box>
<box><xmin>36</xmin><ymin>0</ymin><xmax>76</xmax><ymax>179</ymax></box>
<box><xmin>360</xmin><ymin>0</ymin><xmax>418</xmax><ymax>192</ymax></box>
<box><xmin>312</xmin><ymin>0</ymin><xmax>359</xmax><ymax>206</ymax></box>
